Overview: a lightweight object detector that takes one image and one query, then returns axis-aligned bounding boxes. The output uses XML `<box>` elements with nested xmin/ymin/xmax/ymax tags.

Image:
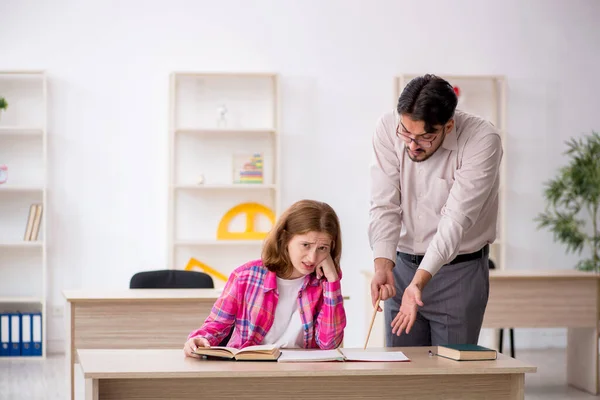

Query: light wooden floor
<box><xmin>0</xmin><ymin>349</ymin><xmax>598</xmax><ymax>400</ymax></box>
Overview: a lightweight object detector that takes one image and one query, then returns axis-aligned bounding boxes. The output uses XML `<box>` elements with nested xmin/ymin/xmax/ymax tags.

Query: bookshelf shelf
<box><xmin>168</xmin><ymin>72</ymin><xmax>281</xmax><ymax>283</ymax></box>
<box><xmin>173</xmin><ymin>184</ymin><xmax>277</xmax><ymax>191</ymax></box>
<box><xmin>0</xmin><ymin>186</ymin><xmax>45</xmax><ymax>193</ymax></box>
<box><xmin>0</xmin><ymin>70</ymin><xmax>47</xmax><ymax>359</ymax></box>
<box><xmin>0</xmin><ymin>297</ymin><xmax>43</xmax><ymax>304</ymax></box>
<box><xmin>175</xmin><ymin>240</ymin><xmax>264</xmax><ymax>247</ymax></box>
<box><xmin>0</xmin><ymin>127</ymin><xmax>44</xmax><ymax>136</ymax></box>
<box><xmin>176</xmin><ymin>128</ymin><xmax>276</xmax><ymax>136</ymax></box>
<box><xmin>0</xmin><ymin>241</ymin><xmax>43</xmax><ymax>248</ymax></box>
<box><xmin>0</xmin><ymin>356</ymin><xmax>44</xmax><ymax>361</ymax></box>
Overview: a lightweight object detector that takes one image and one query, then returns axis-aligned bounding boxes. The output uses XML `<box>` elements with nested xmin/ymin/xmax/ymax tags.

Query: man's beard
<box><xmin>405</xmin><ymin>132</ymin><xmax>446</xmax><ymax>163</ymax></box>
<box><xmin>405</xmin><ymin>146</ymin><xmax>432</xmax><ymax>163</ymax></box>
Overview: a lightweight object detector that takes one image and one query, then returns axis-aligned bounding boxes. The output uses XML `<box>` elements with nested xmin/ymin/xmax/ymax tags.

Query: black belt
<box><xmin>397</xmin><ymin>244</ymin><xmax>489</xmax><ymax>266</ymax></box>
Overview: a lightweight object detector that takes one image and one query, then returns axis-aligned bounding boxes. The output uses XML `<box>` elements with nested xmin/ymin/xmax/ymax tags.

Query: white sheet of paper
<box><xmin>340</xmin><ymin>349</ymin><xmax>410</xmax><ymax>362</ymax></box>
<box><xmin>278</xmin><ymin>349</ymin><xmax>344</xmax><ymax>362</ymax></box>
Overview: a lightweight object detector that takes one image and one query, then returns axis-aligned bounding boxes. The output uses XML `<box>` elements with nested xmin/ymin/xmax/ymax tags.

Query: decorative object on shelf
<box><xmin>0</xmin><ymin>97</ymin><xmax>7</xmax><ymax>120</ymax></box>
<box><xmin>184</xmin><ymin>257</ymin><xmax>228</xmax><ymax>282</ymax></box>
<box><xmin>217</xmin><ymin>202</ymin><xmax>275</xmax><ymax>240</ymax></box>
<box><xmin>452</xmin><ymin>85</ymin><xmax>465</xmax><ymax>106</ymax></box>
<box><xmin>0</xmin><ymin>164</ymin><xmax>7</xmax><ymax>184</ymax></box>
<box><xmin>216</xmin><ymin>103</ymin><xmax>228</xmax><ymax>128</ymax></box>
<box><xmin>233</xmin><ymin>153</ymin><xmax>263</xmax><ymax>184</ymax></box>
<box><xmin>535</xmin><ymin>131</ymin><xmax>600</xmax><ymax>272</ymax></box>
<box><xmin>452</xmin><ymin>86</ymin><xmax>461</xmax><ymax>97</ymax></box>
<box><xmin>196</xmin><ymin>174</ymin><xmax>205</xmax><ymax>185</ymax></box>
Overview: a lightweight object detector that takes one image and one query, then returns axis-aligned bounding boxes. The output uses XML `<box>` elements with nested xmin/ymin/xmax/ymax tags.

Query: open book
<box><xmin>193</xmin><ymin>344</ymin><xmax>281</xmax><ymax>361</ymax></box>
<box><xmin>278</xmin><ymin>348</ymin><xmax>410</xmax><ymax>363</ymax></box>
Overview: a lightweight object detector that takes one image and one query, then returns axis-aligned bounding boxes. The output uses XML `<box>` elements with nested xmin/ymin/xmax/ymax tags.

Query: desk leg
<box><xmin>509</xmin><ymin>374</ymin><xmax>525</xmax><ymax>400</ymax></box>
<box><xmin>85</xmin><ymin>379</ymin><xmax>98</xmax><ymax>400</ymax></box>
<box><xmin>65</xmin><ymin>301</ymin><xmax>74</xmax><ymax>400</ymax></box>
<box><xmin>567</xmin><ymin>327</ymin><xmax>599</xmax><ymax>395</ymax></box>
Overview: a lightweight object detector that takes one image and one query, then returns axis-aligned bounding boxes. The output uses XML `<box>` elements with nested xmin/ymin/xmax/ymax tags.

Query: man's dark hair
<box><xmin>397</xmin><ymin>74</ymin><xmax>458</xmax><ymax>133</ymax></box>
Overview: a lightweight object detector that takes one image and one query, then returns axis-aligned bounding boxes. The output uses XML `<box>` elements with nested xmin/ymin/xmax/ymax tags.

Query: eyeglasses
<box><xmin>396</xmin><ymin>121</ymin><xmax>443</xmax><ymax>149</ymax></box>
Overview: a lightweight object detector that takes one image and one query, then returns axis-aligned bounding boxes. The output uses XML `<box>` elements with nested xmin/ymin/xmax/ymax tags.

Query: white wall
<box><xmin>1</xmin><ymin>0</ymin><xmax>599</xmax><ymax>352</ymax></box>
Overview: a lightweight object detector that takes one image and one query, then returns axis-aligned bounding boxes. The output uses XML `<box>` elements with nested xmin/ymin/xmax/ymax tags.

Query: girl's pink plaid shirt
<box><xmin>188</xmin><ymin>259</ymin><xmax>346</xmax><ymax>349</ymax></box>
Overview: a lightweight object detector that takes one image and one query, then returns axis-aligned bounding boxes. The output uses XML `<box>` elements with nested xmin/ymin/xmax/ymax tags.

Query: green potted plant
<box><xmin>535</xmin><ymin>131</ymin><xmax>600</xmax><ymax>272</ymax></box>
<box><xmin>0</xmin><ymin>97</ymin><xmax>7</xmax><ymax>119</ymax></box>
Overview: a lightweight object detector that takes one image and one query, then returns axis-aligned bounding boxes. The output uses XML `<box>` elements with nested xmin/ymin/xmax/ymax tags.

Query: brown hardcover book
<box><xmin>24</xmin><ymin>204</ymin><xmax>37</xmax><ymax>241</ymax></box>
<box><xmin>193</xmin><ymin>344</ymin><xmax>281</xmax><ymax>361</ymax></box>
<box><xmin>30</xmin><ymin>204</ymin><xmax>43</xmax><ymax>241</ymax></box>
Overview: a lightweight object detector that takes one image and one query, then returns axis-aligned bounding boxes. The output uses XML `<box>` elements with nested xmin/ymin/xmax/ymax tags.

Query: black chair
<box><xmin>129</xmin><ymin>269</ymin><xmax>233</xmax><ymax>346</ymax></box>
<box><xmin>129</xmin><ymin>269</ymin><xmax>215</xmax><ymax>289</ymax></box>
<box><xmin>489</xmin><ymin>259</ymin><xmax>515</xmax><ymax>358</ymax></box>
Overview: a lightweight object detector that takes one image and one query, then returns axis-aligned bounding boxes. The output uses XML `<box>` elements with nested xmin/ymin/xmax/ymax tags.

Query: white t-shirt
<box><xmin>262</xmin><ymin>276</ymin><xmax>305</xmax><ymax>348</ymax></box>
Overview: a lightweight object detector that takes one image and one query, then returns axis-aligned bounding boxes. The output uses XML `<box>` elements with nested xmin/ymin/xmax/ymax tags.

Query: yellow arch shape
<box><xmin>217</xmin><ymin>202</ymin><xmax>275</xmax><ymax>240</ymax></box>
<box><xmin>184</xmin><ymin>257</ymin><xmax>228</xmax><ymax>282</ymax></box>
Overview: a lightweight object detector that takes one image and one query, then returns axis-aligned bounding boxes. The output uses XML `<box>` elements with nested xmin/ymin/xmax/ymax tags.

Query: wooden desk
<box><xmin>78</xmin><ymin>348</ymin><xmax>536</xmax><ymax>400</ymax></box>
<box><xmin>63</xmin><ymin>289</ymin><xmax>222</xmax><ymax>400</ymax></box>
<box><xmin>64</xmin><ymin>289</ymin><xmax>351</xmax><ymax>400</ymax></box>
<box><xmin>362</xmin><ymin>269</ymin><xmax>600</xmax><ymax>394</ymax></box>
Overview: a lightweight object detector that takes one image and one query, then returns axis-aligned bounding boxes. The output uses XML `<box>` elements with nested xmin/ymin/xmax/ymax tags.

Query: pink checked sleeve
<box><xmin>187</xmin><ymin>271</ymin><xmax>240</xmax><ymax>346</ymax></box>
<box><xmin>314</xmin><ymin>280</ymin><xmax>346</xmax><ymax>349</ymax></box>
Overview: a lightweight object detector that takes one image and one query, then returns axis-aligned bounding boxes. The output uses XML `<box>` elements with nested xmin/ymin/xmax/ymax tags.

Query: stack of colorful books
<box><xmin>236</xmin><ymin>153</ymin><xmax>263</xmax><ymax>184</ymax></box>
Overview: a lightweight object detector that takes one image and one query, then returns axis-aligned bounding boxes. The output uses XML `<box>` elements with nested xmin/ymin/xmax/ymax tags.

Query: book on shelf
<box><xmin>435</xmin><ymin>344</ymin><xmax>497</xmax><ymax>361</ymax></box>
<box><xmin>277</xmin><ymin>348</ymin><xmax>410</xmax><ymax>363</ymax></box>
<box><xmin>233</xmin><ymin>153</ymin><xmax>264</xmax><ymax>184</ymax></box>
<box><xmin>23</xmin><ymin>203</ymin><xmax>43</xmax><ymax>241</ymax></box>
<box><xmin>193</xmin><ymin>344</ymin><xmax>281</xmax><ymax>361</ymax></box>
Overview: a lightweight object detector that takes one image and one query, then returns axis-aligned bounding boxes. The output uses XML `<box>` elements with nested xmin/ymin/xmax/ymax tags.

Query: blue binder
<box><xmin>0</xmin><ymin>314</ymin><xmax>9</xmax><ymax>357</ymax></box>
<box><xmin>31</xmin><ymin>313</ymin><xmax>42</xmax><ymax>356</ymax></box>
<box><xmin>21</xmin><ymin>313</ymin><xmax>33</xmax><ymax>356</ymax></box>
<box><xmin>9</xmin><ymin>313</ymin><xmax>21</xmax><ymax>356</ymax></box>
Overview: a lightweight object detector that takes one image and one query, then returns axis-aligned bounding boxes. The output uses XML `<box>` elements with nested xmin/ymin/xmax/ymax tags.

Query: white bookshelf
<box><xmin>0</xmin><ymin>71</ymin><xmax>47</xmax><ymax>358</ymax></box>
<box><xmin>394</xmin><ymin>74</ymin><xmax>507</xmax><ymax>352</ymax></box>
<box><xmin>168</xmin><ymin>72</ymin><xmax>281</xmax><ymax>287</ymax></box>
<box><xmin>396</xmin><ymin>74</ymin><xmax>507</xmax><ymax>271</ymax></box>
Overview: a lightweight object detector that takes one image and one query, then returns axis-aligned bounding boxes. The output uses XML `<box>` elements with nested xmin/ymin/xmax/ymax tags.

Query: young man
<box><xmin>369</xmin><ymin>74</ymin><xmax>503</xmax><ymax>346</ymax></box>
